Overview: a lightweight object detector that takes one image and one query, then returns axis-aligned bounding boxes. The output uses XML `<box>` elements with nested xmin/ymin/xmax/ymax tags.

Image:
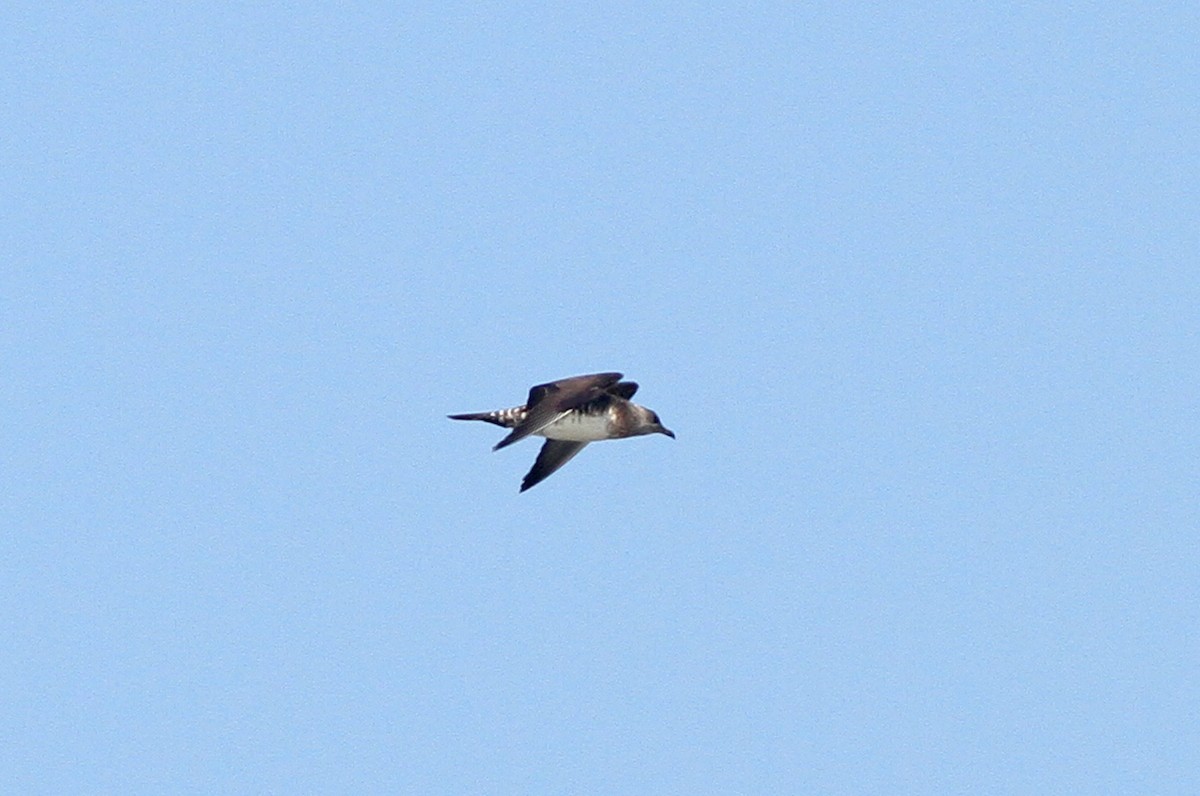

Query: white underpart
<box><xmin>537</xmin><ymin>411</ymin><xmax>612</xmax><ymax>441</ymax></box>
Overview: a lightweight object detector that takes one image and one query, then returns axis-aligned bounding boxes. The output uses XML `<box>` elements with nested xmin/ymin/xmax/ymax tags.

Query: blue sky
<box><xmin>3</xmin><ymin>3</ymin><xmax>1197</xmax><ymax>793</ymax></box>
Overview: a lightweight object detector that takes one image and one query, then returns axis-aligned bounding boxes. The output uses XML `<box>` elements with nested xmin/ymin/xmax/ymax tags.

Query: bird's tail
<box><xmin>447</xmin><ymin>405</ymin><xmax>527</xmax><ymax>429</ymax></box>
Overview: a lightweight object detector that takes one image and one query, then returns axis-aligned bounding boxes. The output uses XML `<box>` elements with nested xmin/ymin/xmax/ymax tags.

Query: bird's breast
<box><xmin>537</xmin><ymin>410</ymin><xmax>613</xmax><ymax>441</ymax></box>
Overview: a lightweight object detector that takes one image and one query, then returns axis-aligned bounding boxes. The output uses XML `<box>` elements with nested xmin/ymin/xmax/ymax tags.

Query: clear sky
<box><xmin>3</xmin><ymin>4</ymin><xmax>1197</xmax><ymax>793</ymax></box>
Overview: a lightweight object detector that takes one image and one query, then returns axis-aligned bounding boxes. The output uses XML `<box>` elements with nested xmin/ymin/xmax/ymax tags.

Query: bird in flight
<box><xmin>449</xmin><ymin>372</ymin><xmax>675</xmax><ymax>492</ymax></box>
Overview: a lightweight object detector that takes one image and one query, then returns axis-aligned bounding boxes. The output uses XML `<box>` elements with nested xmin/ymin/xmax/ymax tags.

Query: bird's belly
<box><xmin>537</xmin><ymin>412</ymin><xmax>611</xmax><ymax>441</ymax></box>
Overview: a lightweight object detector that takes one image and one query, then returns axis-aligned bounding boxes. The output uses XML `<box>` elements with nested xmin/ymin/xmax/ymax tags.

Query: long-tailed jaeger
<box><xmin>449</xmin><ymin>372</ymin><xmax>675</xmax><ymax>492</ymax></box>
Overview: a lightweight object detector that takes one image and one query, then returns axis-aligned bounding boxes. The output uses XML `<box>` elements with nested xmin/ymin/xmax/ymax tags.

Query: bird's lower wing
<box><xmin>520</xmin><ymin>440</ymin><xmax>588</xmax><ymax>492</ymax></box>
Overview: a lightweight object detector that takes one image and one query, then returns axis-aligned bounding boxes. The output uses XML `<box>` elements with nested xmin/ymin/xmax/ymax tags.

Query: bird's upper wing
<box><xmin>607</xmin><ymin>381</ymin><xmax>638</xmax><ymax>400</ymax></box>
<box><xmin>493</xmin><ymin>372</ymin><xmax>623</xmax><ymax>450</ymax></box>
<box><xmin>520</xmin><ymin>440</ymin><xmax>589</xmax><ymax>491</ymax></box>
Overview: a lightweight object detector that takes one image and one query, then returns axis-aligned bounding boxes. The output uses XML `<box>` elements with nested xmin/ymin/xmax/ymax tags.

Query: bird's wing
<box><xmin>493</xmin><ymin>372</ymin><xmax>623</xmax><ymax>451</ymax></box>
<box><xmin>520</xmin><ymin>440</ymin><xmax>589</xmax><ymax>491</ymax></box>
<box><xmin>607</xmin><ymin>381</ymin><xmax>638</xmax><ymax>400</ymax></box>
